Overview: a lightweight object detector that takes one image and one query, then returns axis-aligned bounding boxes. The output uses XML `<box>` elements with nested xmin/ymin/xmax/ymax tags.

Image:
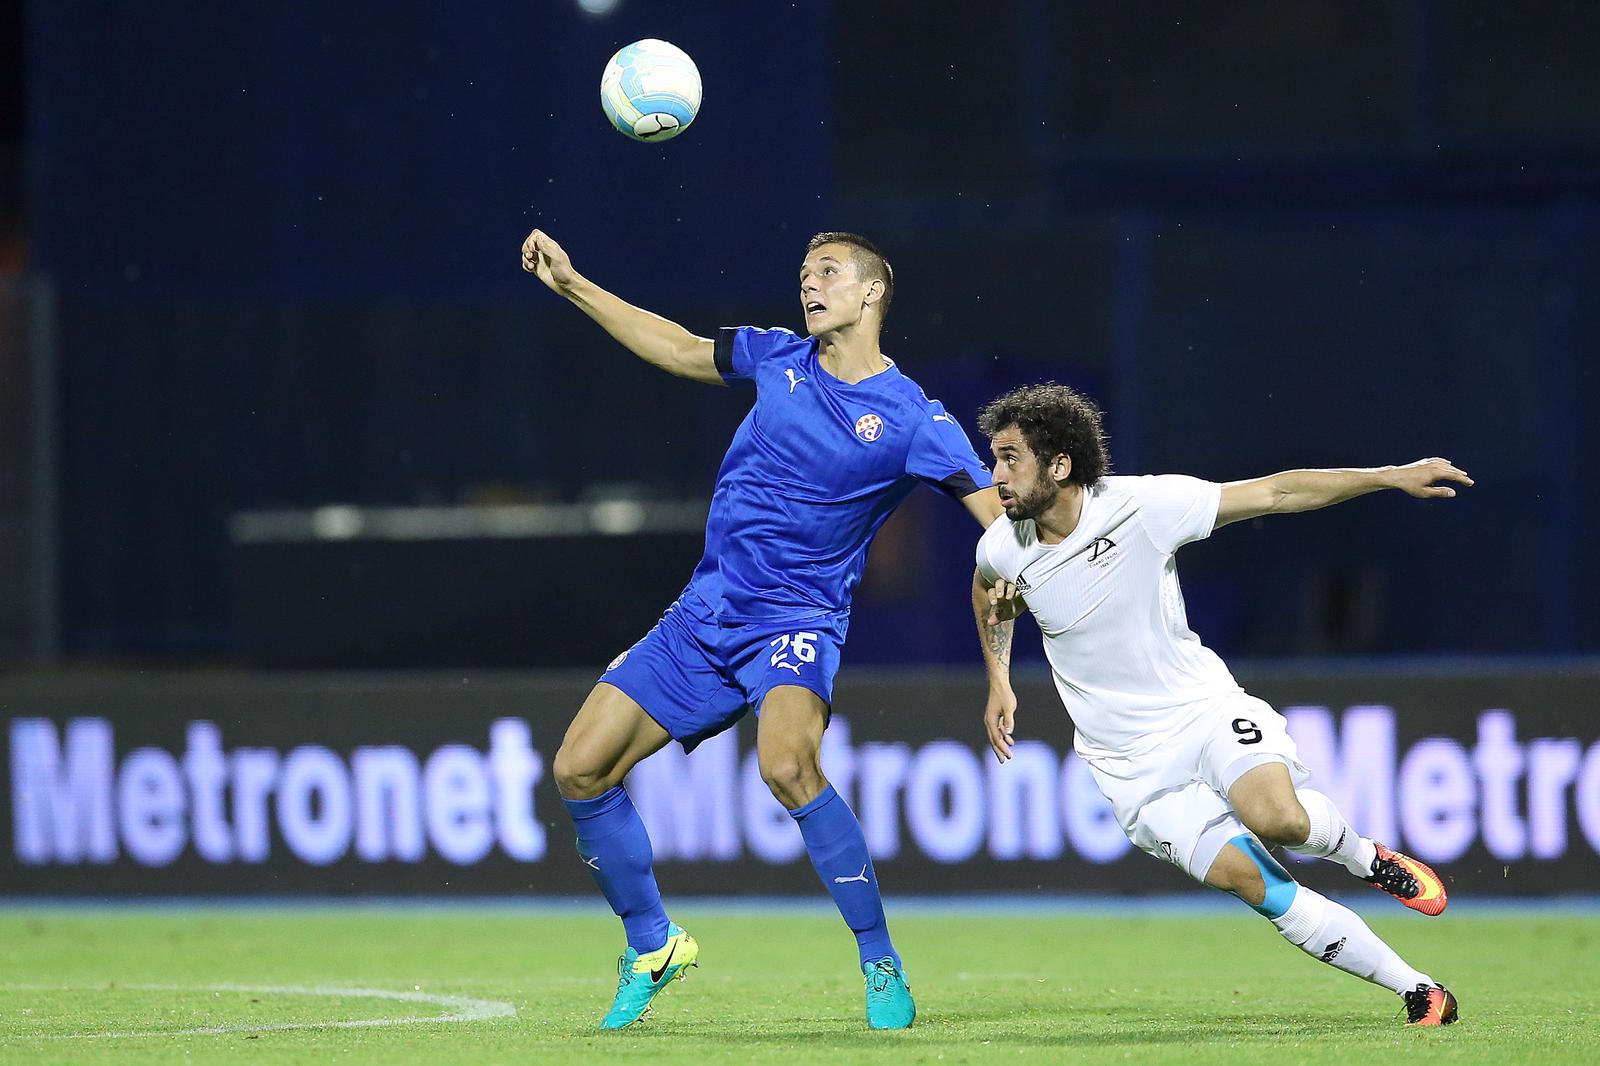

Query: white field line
<box><xmin>1</xmin><ymin>982</ymin><xmax>516</xmax><ymax>1040</ymax></box>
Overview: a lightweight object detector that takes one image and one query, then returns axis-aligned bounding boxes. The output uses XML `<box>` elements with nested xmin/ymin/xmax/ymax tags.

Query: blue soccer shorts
<box><xmin>599</xmin><ymin>588</ymin><xmax>848</xmax><ymax>752</ymax></box>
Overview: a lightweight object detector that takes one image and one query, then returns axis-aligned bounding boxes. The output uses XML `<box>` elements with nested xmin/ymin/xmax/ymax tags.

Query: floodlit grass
<box><xmin>2</xmin><ymin>904</ymin><xmax>1595</xmax><ymax>1064</ymax></box>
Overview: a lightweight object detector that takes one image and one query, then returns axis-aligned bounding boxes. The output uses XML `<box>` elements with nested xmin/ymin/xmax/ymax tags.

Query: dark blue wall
<box><xmin>25</xmin><ymin>1</ymin><xmax>1600</xmax><ymax>663</ymax></box>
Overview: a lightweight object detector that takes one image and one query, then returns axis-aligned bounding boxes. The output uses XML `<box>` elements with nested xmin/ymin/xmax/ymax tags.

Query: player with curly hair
<box><xmin>972</xmin><ymin>382</ymin><xmax>1469</xmax><ymax>1027</ymax></box>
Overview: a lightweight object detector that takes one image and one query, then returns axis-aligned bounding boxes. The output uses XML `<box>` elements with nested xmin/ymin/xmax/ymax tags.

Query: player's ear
<box><xmin>862</xmin><ymin>277</ymin><xmax>885</xmax><ymax>311</ymax></box>
<box><xmin>1051</xmin><ymin>454</ymin><xmax>1073</xmax><ymax>485</ymax></box>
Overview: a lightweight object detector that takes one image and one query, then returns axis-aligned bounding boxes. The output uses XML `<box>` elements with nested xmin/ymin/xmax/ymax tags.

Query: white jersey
<box><xmin>977</xmin><ymin>474</ymin><xmax>1242</xmax><ymax>760</ymax></box>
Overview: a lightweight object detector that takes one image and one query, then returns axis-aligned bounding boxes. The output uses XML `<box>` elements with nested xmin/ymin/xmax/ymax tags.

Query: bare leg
<box><xmin>1229</xmin><ymin>762</ymin><xmax>1384</xmax><ymax>881</ymax></box>
<box><xmin>553</xmin><ymin>682</ymin><xmax>671</xmax><ymax>799</ymax></box>
<box><xmin>1226</xmin><ymin>762</ymin><xmax>1311</xmax><ymax>847</ymax></box>
<box><xmin>754</xmin><ymin>684</ymin><xmax>829</xmax><ymax>809</ymax></box>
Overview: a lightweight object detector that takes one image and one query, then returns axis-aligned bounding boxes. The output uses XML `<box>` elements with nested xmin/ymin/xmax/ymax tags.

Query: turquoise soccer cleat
<box><xmin>863</xmin><ymin>956</ymin><xmax>916</xmax><ymax>1029</ymax></box>
<box><xmin>599</xmin><ymin>923</ymin><xmax>699</xmax><ymax>1030</ymax></box>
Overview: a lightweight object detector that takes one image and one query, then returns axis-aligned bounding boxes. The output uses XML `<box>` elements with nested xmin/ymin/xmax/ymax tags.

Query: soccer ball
<box><xmin>600</xmin><ymin>39</ymin><xmax>702</xmax><ymax>143</ymax></box>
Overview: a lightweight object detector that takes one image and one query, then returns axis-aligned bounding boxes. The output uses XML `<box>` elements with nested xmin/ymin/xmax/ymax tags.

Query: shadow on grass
<box><xmin>584</xmin><ymin>1006</ymin><xmax>1405</xmax><ymax>1049</ymax></box>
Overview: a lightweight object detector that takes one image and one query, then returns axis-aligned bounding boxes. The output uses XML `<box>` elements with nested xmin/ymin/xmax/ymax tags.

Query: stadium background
<box><xmin>2</xmin><ymin>1</ymin><xmax>1599</xmax><ymax>901</ymax></box>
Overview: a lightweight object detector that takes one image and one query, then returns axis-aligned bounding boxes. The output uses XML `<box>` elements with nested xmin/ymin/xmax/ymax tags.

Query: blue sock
<box><xmin>564</xmin><ymin>785</ymin><xmax>671</xmax><ymax>953</ymax></box>
<box><xmin>789</xmin><ymin>785</ymin><xmax>899</xmax><ymax>968</ymax></box>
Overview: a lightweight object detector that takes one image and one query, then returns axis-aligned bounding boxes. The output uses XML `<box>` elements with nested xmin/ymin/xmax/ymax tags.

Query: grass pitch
<box><xmin>2</xmin><ymin>902</ymin><xmax>1595</xmax><ymax>1065</ymax></box>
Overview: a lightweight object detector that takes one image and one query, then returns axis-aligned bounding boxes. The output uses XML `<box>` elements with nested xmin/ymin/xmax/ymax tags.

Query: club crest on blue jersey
<box><xmin>698</xmin><ymin>325</ymin><xmax>993</xmax><ymax>620</ymax></box>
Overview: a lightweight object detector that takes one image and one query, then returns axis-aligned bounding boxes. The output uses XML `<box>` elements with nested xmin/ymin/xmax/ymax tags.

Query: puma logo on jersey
<box><xmin>932</xmin><ymin>414</ymin><xmax>955</xmax><ymax>424</ymax></box>
<box><xmin>785</xmin><ymin>368</ymin><xmax>807</xmax><ymax>393</ymax></box>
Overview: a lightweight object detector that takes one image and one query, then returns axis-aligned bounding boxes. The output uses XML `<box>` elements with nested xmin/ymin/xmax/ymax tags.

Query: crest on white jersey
<box><xmin>1087</xmin><ymin>537</ymin><xmax>1118</xmax><ymax>567</ymax></box>
<box><xmin>854</xmin><ymin>413</ymin><xmax>884</xmax><ymax>442</ymax></box>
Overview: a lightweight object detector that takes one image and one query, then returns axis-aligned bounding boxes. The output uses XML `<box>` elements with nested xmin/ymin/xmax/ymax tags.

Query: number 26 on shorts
<box><xmin>769</xmin><ymin>631</ymin><xmax>819</xmax><ymax>673</ymax></box>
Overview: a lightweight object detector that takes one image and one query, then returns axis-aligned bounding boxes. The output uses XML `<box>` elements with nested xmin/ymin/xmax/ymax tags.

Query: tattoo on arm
<box><xmin>983</xmin><ymin>617</ymin><xmax>1013</xmax><ymax>668</ymax></box>
<box><xmin>972</xmin><ymin>567</ymin><xmax>1014</xmax><ymax>675</ymax></box>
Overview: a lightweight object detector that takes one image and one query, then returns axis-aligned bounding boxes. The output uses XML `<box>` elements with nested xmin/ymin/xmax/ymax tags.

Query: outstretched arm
<box><xmin>521</xmin><ymin>228</ymin><xmax>721</xmax><ymax>385</ymax></box>
<box><xmin>960</xmin><ymin>486</ymin><xmax>1005</xmax><ymax>527</ymax></box>
<box><xmin>973</xmin><ymin>567</ymin><xmax>1022</xmax><ymax>763</ymax></box>
<box><xmin>1214</xmin><ymin>457</ymin><xmax>1473</xmax><ymax>531</ymax></box>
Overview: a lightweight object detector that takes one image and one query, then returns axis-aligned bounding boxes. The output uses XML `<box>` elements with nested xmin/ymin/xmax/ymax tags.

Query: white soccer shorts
<box><xmin>1084</xmin><ymin>693</ymin><xmax>1309</xmax><ymax>883</ymax></box>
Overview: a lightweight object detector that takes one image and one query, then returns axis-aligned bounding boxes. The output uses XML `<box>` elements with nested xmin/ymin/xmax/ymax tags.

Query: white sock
<box><xmin>1271</xmin><ymin>885</ymin><xmax>1431</xmax><ymax>994</ymax></box>
<box><xmin>1286</xmin><ymin>788</ymin><xmax>1378</xmax><ymax>876</ymax></box>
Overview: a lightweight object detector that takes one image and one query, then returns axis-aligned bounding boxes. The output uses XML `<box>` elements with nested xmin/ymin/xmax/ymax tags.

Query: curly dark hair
<box><xmin>977</xmin><ymin>383</ymin><xmax>1111</xmax><ymax>487</ymax></box>
<box><xmin>805</xmin><ymin>231</ymin><xmax>894</xmax><ymax>319</ymax></box>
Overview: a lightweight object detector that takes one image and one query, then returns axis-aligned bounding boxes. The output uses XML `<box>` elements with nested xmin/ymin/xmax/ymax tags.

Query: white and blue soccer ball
<box><xmin>600</xmin><ymin>39</ymin><xmax>702</xmax><ymax>143</ymax></box>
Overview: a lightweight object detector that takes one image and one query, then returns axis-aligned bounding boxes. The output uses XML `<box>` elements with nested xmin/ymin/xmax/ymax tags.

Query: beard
<box><xmin>1002</xmin><ymin>473</ymin><xmax>1059</xmax><ymax>521</ymax></box>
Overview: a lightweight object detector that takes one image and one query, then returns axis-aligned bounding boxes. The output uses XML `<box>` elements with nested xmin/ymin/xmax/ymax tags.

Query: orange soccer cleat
<box><xmin>1403</xmin><ymin>983</ymin><xmax>1459</xmax><ymax>1026</ymax></box>
<box><xmin>1364</xmin><ymin>842</ymin><xmax>1448</xmax><ymax>916</ymax></box>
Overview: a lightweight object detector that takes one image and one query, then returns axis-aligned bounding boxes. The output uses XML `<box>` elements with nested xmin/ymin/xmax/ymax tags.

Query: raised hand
<box><xmin>521</xmin><ymin>228</ymin><xmax>578</xmax><ymax>294</ymax></box>
<box><xmin>1389</xmin><ymin>458</ymin><xmax>1474</xmax><ymax>499</ymax></box>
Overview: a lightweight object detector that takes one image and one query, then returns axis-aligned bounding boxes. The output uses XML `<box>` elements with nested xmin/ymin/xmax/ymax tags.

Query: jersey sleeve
<box><xmin>713</xmin><ymin>325</ymin><xmax>800</xmax><ymax>385</ymax></box>
<box><xmin>1137</xmin><ymin>474</ymin><xmax>1223</xmax><ymax>554</ymax></box>
<box><xmin>906</xmin><ymin>403</ymin><xmax>994</xmax><ymax>501</ymax></box>
<box><xmin>976</xmin><ymin>531</ymin><xmax>1003</xmax><ymax>585</ymax></box>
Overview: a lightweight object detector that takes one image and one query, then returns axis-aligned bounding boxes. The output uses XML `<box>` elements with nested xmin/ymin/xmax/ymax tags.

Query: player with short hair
<box><xmin>971</xmin><ymin>382</ymin><xmax>1468</xmax><ymax>1027</ymax></box>
<box><xmin>522</xmin><ymin>228</ymin><xmax>1001</xmax><ymax>1030</ymax></box>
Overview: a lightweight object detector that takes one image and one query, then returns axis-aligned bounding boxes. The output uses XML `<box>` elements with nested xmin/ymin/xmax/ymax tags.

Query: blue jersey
<box><xmin>687</xmin><ymin>325</ymin><xmax>993</xmax><ymax>621</ymax></box>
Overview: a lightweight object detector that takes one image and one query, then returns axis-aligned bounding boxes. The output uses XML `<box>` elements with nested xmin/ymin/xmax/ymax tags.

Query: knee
<box><xmin>1209</xmin><ymin>835</ymin><xmax>1300</xmax><ymax>919</ymax></box>
<box><xmin>1241</xmin><ymin>798</ymin><xmax>1311</xmax><ymax>847</ymax></box>
<box><xmin>758</xmin><ymin>749</ymin><xmax>824</xmax><ymax>809</ymax></box>
<box><xmin>1204</xmin><ymin>847</ymin><xmax>1266</xmax><ymax>906</ymax></box>
<box><xmin>553</xmin><ymin>744</ymin><xmax>615</xmax><ymax>800</ymax></box>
